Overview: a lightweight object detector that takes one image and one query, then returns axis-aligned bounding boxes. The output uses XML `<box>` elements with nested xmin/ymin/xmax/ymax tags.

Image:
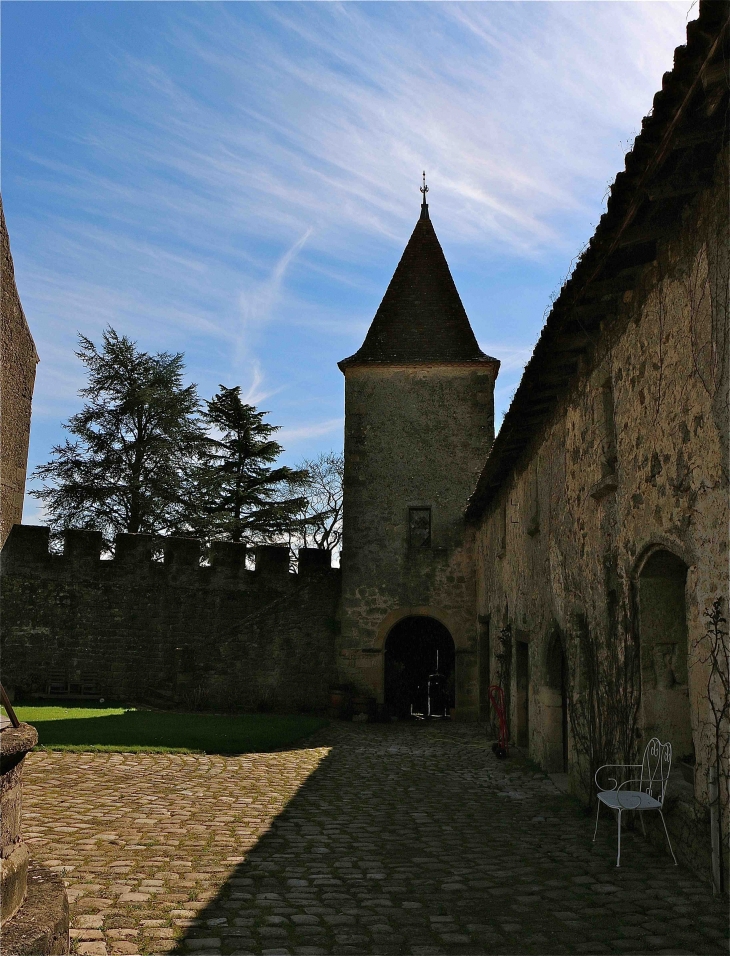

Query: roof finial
<box><xmin>420</xmin><ymin>170</ymin><xmax>429</xmax><ymax>219</ymax></box>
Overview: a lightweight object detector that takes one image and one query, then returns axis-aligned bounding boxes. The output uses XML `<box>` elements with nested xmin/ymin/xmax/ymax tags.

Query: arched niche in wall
<box><xmin>636</xmin><ymin>548</ymin><xmax>693</xmax><ymax>761</ymax></box>
<box><xmin>514</xmin><ymin>635</ymin><xmax>530</xmax><ymax>749</ymax></box>
<box><xmin>542</xmin><ymin>629</ymin><xmax>569</xmax><ymax>773</ymax></box>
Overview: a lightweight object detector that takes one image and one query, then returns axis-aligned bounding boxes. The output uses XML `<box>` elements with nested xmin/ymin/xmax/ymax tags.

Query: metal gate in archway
<box><xmin>383</xmin><ymin>616</ymin><xmax>455</xmax><ymax>719</ymax></box>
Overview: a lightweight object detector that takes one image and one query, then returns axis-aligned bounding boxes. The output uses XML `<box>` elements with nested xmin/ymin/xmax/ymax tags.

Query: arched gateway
<box><xmin>384</xmin><ymin>616</ymin><xmax>455</xmax><ymax>718</ymax></box>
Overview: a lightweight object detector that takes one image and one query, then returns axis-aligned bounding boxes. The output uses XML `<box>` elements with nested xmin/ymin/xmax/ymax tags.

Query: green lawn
<box><xmin>9</xmin><ymin>702</ymin><xmax>327</xmax><ymax>755</ymax></box>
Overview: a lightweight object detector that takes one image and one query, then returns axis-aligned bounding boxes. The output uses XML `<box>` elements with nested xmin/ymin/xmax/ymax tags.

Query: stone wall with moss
<box><xmin>472</xmin><ymin>152</ymin><xmax>728</xmax><ymax>879</ymax></box>
<box><xmin>1</xmin><ymin>526</ymin><xmax>340</xmax><ymax>714</ymax></box>
<box><xmin>340</xmin><ymin>364</ymin><xmax>497</xmax><ymax>718</ymax></box>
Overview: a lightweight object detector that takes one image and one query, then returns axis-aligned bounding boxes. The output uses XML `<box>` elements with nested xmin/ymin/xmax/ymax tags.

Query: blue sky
<box><xmin>2</xmin><ymin>1</ymin><xmax>692</xmax><ymax>523</ymax></box>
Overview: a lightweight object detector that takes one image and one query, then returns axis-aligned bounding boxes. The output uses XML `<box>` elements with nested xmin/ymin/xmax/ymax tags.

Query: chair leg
<box><xmin>593</xmin><ymin>800</ymin><xmax>601</xmax><ymax>842</ymax></box>
<box><xmin>659</xmin><ymin>810</ymin><xmax>678</xmax><ymax>866</ymax></box>
<box><xmin>616</xmin><ymin>808</ymin><xmax>622</xmax><ymax>867</ymax></box>
<box><xmin>640</xmin><ymin>810</ymin><xmax>646</xmax><ymax>837</ymax></box>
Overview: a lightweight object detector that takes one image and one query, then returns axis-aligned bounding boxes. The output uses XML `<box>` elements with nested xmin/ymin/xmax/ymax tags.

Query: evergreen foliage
<box><xmin>190</xmin><ymin>385</ymin><xmax>308</xmax><ymax>545</ymax></box>
<box><xmin>31</xmin><ymin>328</ymin><xmax>204</xmax><ymax>547</ymax></box>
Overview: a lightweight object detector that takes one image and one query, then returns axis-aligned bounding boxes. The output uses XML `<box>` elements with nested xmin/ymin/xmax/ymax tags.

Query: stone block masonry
<box><xmin>465</xmin><ymin>0</ymin><xmax>729</xmax><ymax>886</ymax></box>
<box><xmin>340</xmin><ymin>365</ymin><xmax>494</xmax><ymax>717</ymax></box>
<box><xmin>21</xmin><ymin>724</ymin><xmax>730</xmax><ymax>956</ymax></box>
<box><xmin>0</xmin><ymin>197</ymin><xmax>39</xmax><ymax>548</ymax></box>
<box><xmin>0</xmin><ymin>526</ymin><xmax>340</xmax><ymax>713</ymax></box>
<box><xmin>1</xmin><ymin>721</ymin><xmax>69</xmax><ymax>955</ymax></box>
<box><xmin>337</xmin><ymin>197</ymin><xmax>499</xmax><ymax>718</ymax></box>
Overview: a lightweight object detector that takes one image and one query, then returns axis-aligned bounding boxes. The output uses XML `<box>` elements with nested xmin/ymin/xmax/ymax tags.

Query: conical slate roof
<box><xmin>339</xmin><ymin>203</ymin><xmax>496</xmax><ymax>370</ymax></box>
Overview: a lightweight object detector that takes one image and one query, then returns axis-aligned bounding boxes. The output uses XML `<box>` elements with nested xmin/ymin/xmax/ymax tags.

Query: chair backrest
<box><xmin>639</xmin><ymin>737</ymin><xmax>672</xmax><ymax>805</ymax></box>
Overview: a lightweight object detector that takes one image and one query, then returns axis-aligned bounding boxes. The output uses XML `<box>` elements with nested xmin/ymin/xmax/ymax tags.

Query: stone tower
<box><xmin>0</xmin><ymin>197</ymin><xmax>38</xmax><ymax>548</ymax></box>
<box><xmin>338</xmin><ymin>186</ymin><xmax>499</xmax><ymax>719</ymax></box>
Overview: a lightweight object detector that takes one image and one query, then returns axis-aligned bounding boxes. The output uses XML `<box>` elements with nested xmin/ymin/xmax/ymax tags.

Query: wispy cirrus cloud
<box><xmin>278</xmin><ymin>418</ymin><xmax>344</xmax><ymax>447</ymax></box>
<box><xmin>4</xmin><ymin>1</ymin><xmax>692</xmax><ymax>481</ymax></box>
<box><xmin>237</xmin><ymin>228</ymin><xmax>313</xmax><ymax>353</ymax></box>
<box><xmin>128</xmin><ymin>0</ymin><xmax>687</xmax><ymax>255</ymax></box>
<box><xmin>480</xmin><ymin>343</ymin><xmax>533</xmax><ymax>373</ymax></box>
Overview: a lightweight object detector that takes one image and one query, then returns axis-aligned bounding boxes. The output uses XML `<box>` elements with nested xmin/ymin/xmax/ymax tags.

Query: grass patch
<box><xmin>11</xmin><ymin>701</ymin><xmax>327</xmax><ymax>755</ymax></box>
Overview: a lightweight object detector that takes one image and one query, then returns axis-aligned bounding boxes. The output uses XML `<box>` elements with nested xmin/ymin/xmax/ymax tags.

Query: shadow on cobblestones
<box><xmin>171</xmin><ymin>722</ymin><xmax>727</xmax><ymax>956</ymax></box>
<box><xmin>20</xmin><ymin>722</ymin><xmax>729</xmax><ymax>956</ymax></box>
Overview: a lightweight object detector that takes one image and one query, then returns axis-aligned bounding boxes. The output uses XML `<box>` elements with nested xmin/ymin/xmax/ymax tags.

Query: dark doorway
<box><xmin>478</xmin><ymin>617</ymin><xmax>491</xmax><ymax>719</ymax></box>
<box><xmin>638</xmin><ymin>549</ymin><xmax>692</xmax><ymax>760</ymax></box>
<box><xmin>545</xmin><ymin>634</ymin><xmax>568</xmax><ymax>772</ymax></box>
<box><xmin>384</xmin><ymin>616</ymin><xmax>455</xmax><ymax>719</ymax></box>
<box><xmin>515</xmin><ymin>641</ymin><xmax>529</xmax><ymax>748</ymax></box>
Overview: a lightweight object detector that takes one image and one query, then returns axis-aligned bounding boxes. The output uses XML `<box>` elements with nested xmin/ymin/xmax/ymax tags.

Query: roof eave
<box><xmin>339</xmin><ymin>353</ymin><xmax>500</xmax><ymax>374</ymax></box>
<box><xmin>465</xmin><ymin>1</ymin><xmax>730</xmax><ymax>523</ymax></box>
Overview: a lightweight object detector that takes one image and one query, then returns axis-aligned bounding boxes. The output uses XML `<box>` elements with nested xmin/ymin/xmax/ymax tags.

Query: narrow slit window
<box><xmin>408</xmin><ymin>507</ymin><xmax>431</xmax><ymax>549</ymax></box>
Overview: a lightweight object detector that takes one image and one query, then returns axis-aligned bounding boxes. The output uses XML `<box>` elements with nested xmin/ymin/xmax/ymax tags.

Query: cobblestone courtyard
<box><xmin>23</xmin><ymin>722</ymin><xmax>728</xmax><ymax>956</ymax></box>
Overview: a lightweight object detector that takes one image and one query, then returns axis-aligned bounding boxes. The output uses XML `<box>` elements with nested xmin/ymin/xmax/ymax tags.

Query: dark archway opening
<box><xmin>545</xmin><ymin>634</ymin><xmax>568</xmax><ymax>772</ymax></box>
<box><xmin>384</xmin><ymin>617</ymin><xmax>455</xmax><ymax>719</ymax></box>
<box><xmin>638</xmin><ymin>549</ymin><xmax>693</xmax><ymax>762</ymax></box>
<box><xmin>515</xmin><ymin>641</ymin><xmax>530</xmax><ymax>748</ymax></box>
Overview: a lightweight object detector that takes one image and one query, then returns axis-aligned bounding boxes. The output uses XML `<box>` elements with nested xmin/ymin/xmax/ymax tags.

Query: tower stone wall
<box><xmin>339</xmin><ymin>363</ymin><xmax>496</xmax><ymax>716</ymax></box>
<box><xmin>338</xmin><ymin>201</ymin><xmax>499</xmax><ymax>718</ymax></box>
<box><xmin>0</xmin><ymin>198</ymin><xmax>38</xmax><ymax>548</ymax></box>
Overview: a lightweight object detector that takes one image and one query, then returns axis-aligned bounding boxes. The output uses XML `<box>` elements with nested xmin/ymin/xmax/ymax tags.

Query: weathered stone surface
<box><xmin>1</xmin><ymin>755</ymin><xmax>32</xmax><ymax>854</ymax></box>
<box><xmin>1</xmin><ymin>862</ymin><xmax>69</xmax><ymax>956</ymax></box>
<box><xmin>339</xmin><ymin>359</ymin><xmax>497</xmax><ymax>717</ymax></box>
<box><xmin>1</xmin><ymin>841</ymin><xmax>29</xmax><ymax>923</ymax></box>
<box><xmin>0</xmin><ymin>532</ymin><xmax>340</xmax><ymax>713</ymax></box>
<box><xmin>0</xmin><ymin>196</ymin><xmax>38</xmax><ymax>549</ymax></box>
<box><xmin>0</xmin><ymin>723</ymin><xmax>39</xmax><ymax>767</ymax></box>
<box><xmin>337</xmin><ymin>196</ymin><xmax>499</xmax><ymax>719</ymax></box>
<box><xmin>1</xmin><ymin>720</ymin><xmax>39</xmax><ymax>929</ymax></box>
<box><xmin>20</xmin><ymin>723</ymin><xmax>729</xmax><ymax>955</ymax></box>
<box><xmin>469</xmin><ymin>143</ymin><xmax>729</xmax><ymax>879</ymax></box>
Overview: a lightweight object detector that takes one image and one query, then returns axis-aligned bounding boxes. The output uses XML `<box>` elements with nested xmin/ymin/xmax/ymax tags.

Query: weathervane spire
<box><xmin>420</xmin><ymin>170</ymin><xmax>429</xmax><ymax>220</ymax></box>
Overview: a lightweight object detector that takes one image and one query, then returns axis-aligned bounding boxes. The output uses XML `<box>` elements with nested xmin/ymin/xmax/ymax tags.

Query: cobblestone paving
<box><xmin>23</xmin><ymin>722</ymin><xmax>728</xmax><ymax>956</ymax></box>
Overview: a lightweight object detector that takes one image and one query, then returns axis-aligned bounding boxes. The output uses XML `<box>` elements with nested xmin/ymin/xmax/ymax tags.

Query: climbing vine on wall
<box><xmin>693</xmin><ymin>597</ymin><xmax>729</xmax><ymax>893</ymax></box>
<box><xmin>495</xmin><ymin>624</ymin><xmax>513</xmax><ymax>736</ymax></box>
<box><xmin>566</xmin><ymin>609</ymin><xmax>641</xmax><ymax>804</ymax></box>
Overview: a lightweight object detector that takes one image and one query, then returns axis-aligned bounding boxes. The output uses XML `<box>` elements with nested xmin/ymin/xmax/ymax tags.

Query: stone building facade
<box><xmin>466</xmin><ymin>3</ymin><xmax>729</xmax><ymax>879</ymax></box>
<box><xmin>0</xmin><ymin>197</ymin><xmax>38</xmax><ymax>547</ymax></box>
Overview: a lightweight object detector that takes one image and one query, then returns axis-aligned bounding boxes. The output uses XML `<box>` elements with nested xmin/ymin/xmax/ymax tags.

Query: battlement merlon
<box><xmin>0</xmin><ymin>526</ymin><xmax>338</xmax><ymax>581</ymax></box>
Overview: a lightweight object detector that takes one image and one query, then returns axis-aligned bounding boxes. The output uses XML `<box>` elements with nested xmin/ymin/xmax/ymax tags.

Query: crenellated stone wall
<box><xmin>0</xmin><ymin>526</ymin><xmax>340</xmax><ymax>714</ymax></box>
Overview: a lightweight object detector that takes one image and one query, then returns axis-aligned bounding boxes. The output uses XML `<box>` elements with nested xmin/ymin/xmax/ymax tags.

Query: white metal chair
<box><xmin>593</xmin><ymin>737</ymin><xmax>678</xmax><ymax>867</ymax></box>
